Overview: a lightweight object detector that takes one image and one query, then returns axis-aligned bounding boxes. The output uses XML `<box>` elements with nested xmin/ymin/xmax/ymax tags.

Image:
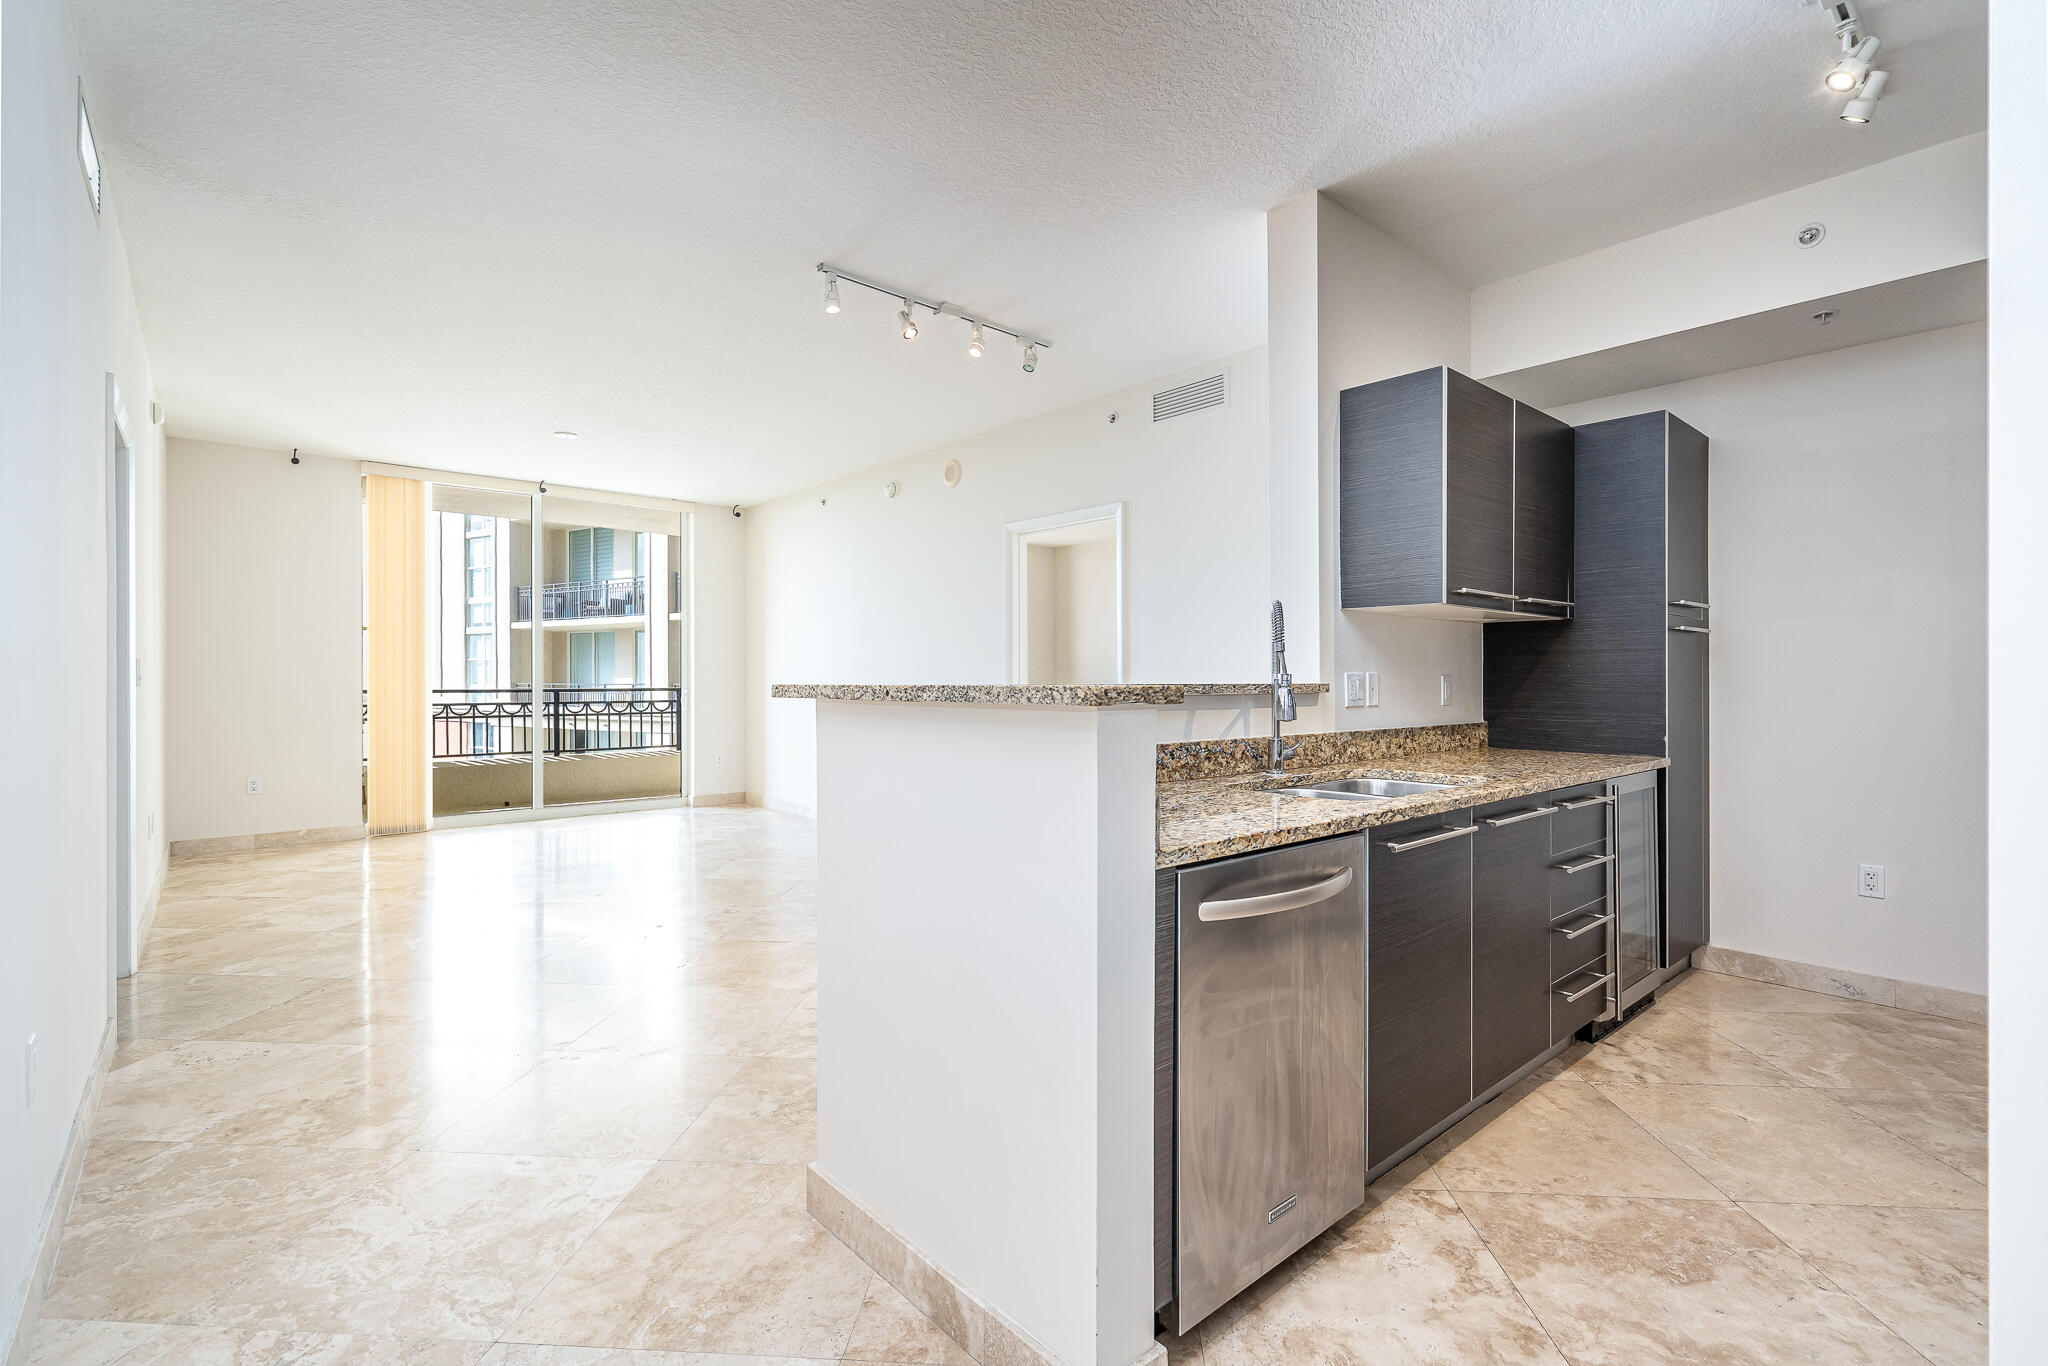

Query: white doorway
<box><xmin>106</xmin><ymin>376</ymin><xmax>140</xmax><ymax>979</ymax></box>
<box><xmin>1007</xmin><ymin>503</ymin><xmax>1125</xmax><ymax>685</ymax></box>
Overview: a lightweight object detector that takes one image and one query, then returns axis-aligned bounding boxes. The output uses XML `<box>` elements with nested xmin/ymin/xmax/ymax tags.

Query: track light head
<box><xmin>1825</xmin><ymin>35</ymin><xmax>1879</xmax><ymax>91</ymax></box>
<box><xmin>1021</xmin><ymin>342</ymin><xmax>1038</xmax><ymax>374</ymax></box>
<box><xmin>899</xmin><ymin>301</ymin><xmax>919</xmax><ymax>340</ymax></box>
<box><xmin>967</xmin><ymin>324</ymin><xmax>985</xmax><ymax>358</ymax></box>
<box><xmin>824</xmin><ymin>275</ymin><xmax>841</xmax><ymax>314</ymax></box>
<box><xmin>1840</xmin><ymin>68</ymin><xmax>1888</xmax><ymax>122</ymax></box>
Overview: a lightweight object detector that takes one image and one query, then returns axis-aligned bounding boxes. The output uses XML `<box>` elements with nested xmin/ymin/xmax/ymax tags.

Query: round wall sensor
<box><xmin>1796</xmin><ymin>223</ymin><xmax>1826</xmax><ymax>248</ymax></box>
<box><xmin>942</xmin><ymin>459</ymin><xmax>962</xmax><ymax>488</ymax></box>
<box><xmin>882</xmin><ymin>480</ymin><xmax>900</xmax><ymax>500</ymax></box>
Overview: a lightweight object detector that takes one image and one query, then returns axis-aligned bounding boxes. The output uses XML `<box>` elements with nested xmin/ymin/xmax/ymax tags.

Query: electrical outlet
<box><xmin>1439</xmin><ymin>675</ymin><xmax>1452</xmax><ymax>706</ymax></box>
<box><xmin>1858</xmin><ymin>863</ymin><xmax>1886</xmax><ymax>899</ymax></box>
<box><xmin>148</xmin><ymin>811</ymin><xmax>155</xmax><ymax>838</ymax></box>
<box><xmin>25</xmin><ymin>1035</ymin><xmax>36</xmax><ymax>1108</ymax></box>
<box><xmin>715</xmin><ymin>754</ymin><xmax>725</xmax><ymax>768</ymax></box>
<box><xmin>1342</xmin><ymin>672</ymin><xmax>1365</xmax><ymax>707</ymax></box>
<box><xmin>246</xmin><ymin>777</ymin><xmax>263</xmax><ymax>795</ymax></box>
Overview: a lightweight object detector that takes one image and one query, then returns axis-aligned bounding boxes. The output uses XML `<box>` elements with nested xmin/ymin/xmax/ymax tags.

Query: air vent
<box><xmin>1152</xmin><ymin>371</ymin><xmax>1228</xmax><ymax>422</ymax></box>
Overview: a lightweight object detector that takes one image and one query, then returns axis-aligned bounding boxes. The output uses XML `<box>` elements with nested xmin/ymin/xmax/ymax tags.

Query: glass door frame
<box><xmin>409</xmin><ymin>475</ymin><xmax>692</xmax><ymax>829</ymax></box>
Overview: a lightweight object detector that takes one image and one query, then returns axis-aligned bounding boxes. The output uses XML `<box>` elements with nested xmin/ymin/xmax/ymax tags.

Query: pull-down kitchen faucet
<box><xmin>1268</xmin><ymin>600</ymin><xmax>1299</xmax><ymax>778</ymax></box>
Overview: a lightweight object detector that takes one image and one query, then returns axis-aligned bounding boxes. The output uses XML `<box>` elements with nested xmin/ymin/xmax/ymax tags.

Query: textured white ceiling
<box><xmin>71</xmin><ymin>0</ymin><xmax>1986</xmax><ymax>504</ymax></box>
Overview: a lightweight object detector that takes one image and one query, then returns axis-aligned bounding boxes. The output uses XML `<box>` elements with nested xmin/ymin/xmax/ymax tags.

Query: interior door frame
<box><xmin>1004</xmin><ymin>502</ymin><xmax>1126</xmax><ymax>685</ymax></box>
<box><xmin>105</xmin><ymin>374</ymin><xmax>140</xmax><ymax>981</ymax></box>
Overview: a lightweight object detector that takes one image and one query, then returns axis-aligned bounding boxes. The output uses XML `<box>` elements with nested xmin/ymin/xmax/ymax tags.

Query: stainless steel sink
<box><xmin>1278</xmin><ymin>777</ymin><xmax>1459</xmax><ymax>801</ymax></box>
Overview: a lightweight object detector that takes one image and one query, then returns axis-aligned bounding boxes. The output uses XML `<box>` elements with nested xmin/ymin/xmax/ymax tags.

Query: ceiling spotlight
<box><xmin>552</xmin><ymin>430</ymin><xmax>578</xmax><ymax>440</ymax></box>
<box><xmin>824</xmin><ymin>275</ymin><xmax>841</xmax><ymax>314</ymax></box>
<box><xmin>1825</xmin><ymin>35</ymin><xmax>1878</xmax><ymax>91</ymax></box>
<box><xmin>967</xmin><ymin>324</ymin><xmax>985</xmax><ymax>358</ymax></box>
<box><xmin>899</xmin><ymin>301</ymin><xmax>919</xmax><ymax>340</ymax></box>
<box><xmin>1840</xmin><ymin>69</ymin><xmax>1888</xmax><ymax>123</ymax></box>
<box><xmin>1021</xmin><ymin>342</ymin><xmax>1038</xmax><ymax>373</ymax></box>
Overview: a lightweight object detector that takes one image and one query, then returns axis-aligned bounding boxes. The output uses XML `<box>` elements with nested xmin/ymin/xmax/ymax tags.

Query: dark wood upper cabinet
<box><xmin>1511</xmin><ymin>402</ymin><xmax>1575</xmax><ymax>618</ymax></box>
<box><xmin>1339</xmin><ymin>367</ymin><xmax>1572</xmax><ymax>622</ymax></box>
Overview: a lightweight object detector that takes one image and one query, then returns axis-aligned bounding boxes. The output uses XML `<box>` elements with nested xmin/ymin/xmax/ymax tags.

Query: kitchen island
<box><xmin>776</xmin><ymin>683</ymin><xmax>1661</xmax><ymax>1366</ymax></box>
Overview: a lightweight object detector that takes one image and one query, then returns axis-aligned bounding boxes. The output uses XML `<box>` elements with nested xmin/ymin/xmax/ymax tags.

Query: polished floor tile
<box><xmin>1455</xmin><ymin>1193</ymin><xmax>1926</xmax><ymax>1364</ymax></box>
<box><xmin>37</xmin><ymin>808</ymin><xmax>1991</xmax><ymax>1365</ymax></box>
<box><xmin>1741</xmin><ymin>1202</ymin><xmax>1988</xmax><ymax>1366</ymax></box>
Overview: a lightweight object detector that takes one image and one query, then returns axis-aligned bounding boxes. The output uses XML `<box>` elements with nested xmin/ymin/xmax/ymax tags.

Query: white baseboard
<box><xmin>3</xmin><ymin>1022</ymin><xmax>114</xmax><ymax>1366</ymax></box>
<box><xmin>689</xmin><ymin>791</ymin><xmax>749</xmax><ymax>807</ymax></box>
<box><xmin>170</xmin><ymin>822</ymin><xmax>368</xmax><ymax>858</ymax></box>
<box><xmin>1692</xmin><ymin>945</ymin><xmax>1987</xmax><ymax>1024</ymax></box>
<box><xmin>748</xmin><ymin>791</ymin><xmax>816</xmax><ymax>820</ymax></box>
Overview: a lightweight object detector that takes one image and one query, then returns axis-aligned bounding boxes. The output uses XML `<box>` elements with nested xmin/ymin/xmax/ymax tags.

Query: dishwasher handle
<box><xmin>1197</xmin><ymin>865</ymin><xmax>1355</xmax><ymax>922</ymax></box>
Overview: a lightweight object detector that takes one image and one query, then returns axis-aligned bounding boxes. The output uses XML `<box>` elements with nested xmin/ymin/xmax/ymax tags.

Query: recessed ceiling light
<box><xmin>553</xmin><ymin>430</ymin><xmax>578</xmax><ymax>440</ymax></box>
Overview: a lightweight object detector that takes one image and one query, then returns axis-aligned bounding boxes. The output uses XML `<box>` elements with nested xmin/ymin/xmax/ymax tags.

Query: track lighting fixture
<box><xmin>814</xmin><ymin>263</ymin><xmax>1050</xmax><ymax>372</ymax></box>
<box><xmin>1819</xmin><ymin>1</ymin><xmax>1889</xmax><ymax>124</ymax></box>
<box><xmin>1825</xmin><ymin>35</ymin><xmax>1878</xmax><ymax>91</ymax></box>
<box><xmin>1839</xmin><ymin>68</ymin><xmax>1888</xmax><ymax>122</ymax></box>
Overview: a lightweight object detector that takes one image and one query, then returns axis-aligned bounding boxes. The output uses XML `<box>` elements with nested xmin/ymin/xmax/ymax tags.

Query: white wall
<box><xmin>1053</xmin><ymin>541</ymin><xmax>1117</xmax><ymax>685</ymax></box>
<box><xmin>165</xmin><ymin>441</ymin><xmax>364</xmax><ymax>843</ymax></box>
<box><xmin>0</xmin><ymin>0</ymin><xmax>166</xmax><ymax>1352</ymax></box>
<box><xmin>746</xmin><ymin>350</ymin><xmax>1271</xmax><ymax>814</ymax></box>
<box><xmin>1473</xmin><ymin>135</ymin><xmax>1987</xmax><ymax>378</ymax></box>
<box><xmin>1987</xmin><ymin>0</ymin><xmax>2047</xmax><ymax>1347</ymax></box>
<box><xmin>689</xmin><ymin>505</ymin><xmax>747</xmax><ymax>799</ymax></box>
<box><xmin>1553</xmin><ymin>325</ymin><xmax>1986</xmax><ymax>996</ymax></box>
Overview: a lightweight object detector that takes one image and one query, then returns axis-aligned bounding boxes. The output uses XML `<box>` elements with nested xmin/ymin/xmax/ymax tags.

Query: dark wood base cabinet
<box><xmin>1366</xmin><ymin>810</ymin><xmax>1475</xmax><ymax>1171</ymax></box>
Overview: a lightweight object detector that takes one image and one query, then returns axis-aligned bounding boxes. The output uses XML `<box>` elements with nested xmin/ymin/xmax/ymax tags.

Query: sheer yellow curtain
<box><xmin>363</xmin><ymin>474</ymin><xmax>429</xmax><ymax>834</ymax></box>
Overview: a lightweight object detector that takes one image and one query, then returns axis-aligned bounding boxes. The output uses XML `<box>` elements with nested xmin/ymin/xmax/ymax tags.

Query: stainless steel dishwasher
<box><xmin>1171</xmin><ymin>833</ymin><xmax>1365</xmax><ymax>1332</ymax></box>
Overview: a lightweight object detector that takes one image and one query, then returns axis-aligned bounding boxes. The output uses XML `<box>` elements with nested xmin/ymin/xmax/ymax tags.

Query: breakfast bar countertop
<box><xmin>1156</xmin><ymin>745</ymin><xmax>1667</xmax><ymax>867</ymax></box>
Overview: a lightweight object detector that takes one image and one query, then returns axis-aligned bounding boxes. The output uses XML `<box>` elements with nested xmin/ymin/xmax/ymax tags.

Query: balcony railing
<box><xmin>513</xmin><ymin>576</ymin><xmax>646</xmax><ymax>623</ymax></box>
<box><xmin>429</xmin><ymin>686</ymin><xmax>681</xmax><ymax>759</ymax></box>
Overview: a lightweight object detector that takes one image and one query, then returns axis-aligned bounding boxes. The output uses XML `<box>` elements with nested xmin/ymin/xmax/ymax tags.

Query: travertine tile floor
<box><xmin>31</xmin><ymin>809</ymin><xmax>1986</xmax><ymax>1365</ymax></box>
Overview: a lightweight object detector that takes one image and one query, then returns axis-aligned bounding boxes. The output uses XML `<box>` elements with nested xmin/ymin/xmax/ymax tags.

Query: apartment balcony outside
<box><xmin>415</xmin><ymin>684</ymin><xmax>686</xmax><ymax>814</ymax></box>
<box><xmin>514</xmin><ymin>575</ymin><xmax>648</xmax><ymax>624</ymax></box>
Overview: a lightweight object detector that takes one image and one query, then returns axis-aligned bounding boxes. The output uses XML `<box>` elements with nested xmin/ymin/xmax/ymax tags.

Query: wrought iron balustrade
<box><xmin>512</xmin><ymin>575</ymin><xmax>647</xmax><ymax>623</ymax></box>
<box><xmin>428</xmin><ymin>686</ymin><xmax>681</xmax><ymax>759</ymax></box>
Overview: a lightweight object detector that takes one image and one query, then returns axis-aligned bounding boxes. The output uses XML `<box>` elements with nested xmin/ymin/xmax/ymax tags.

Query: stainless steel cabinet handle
<box><xmin>1516</xmin><ymin>596</ymin><xmax>1575</xmax><ymax>608</ymax></box>
<box><xmin>1197</xmin><ymin>865</ymin><xmax>1354</xmax><ymax>922</ymax></box>
<box><xmin>1556</xmin><ymin>912</ymin><xmax>1612</xmax><ymax>940</ymax></box>
<box><xmin>1669</xmin><ymin>624</ymin><xmax>1709</xmax><ymax>634</ymax></box>
<box><xmin>1669</xmin><ymin>600</ymin><xmax>1710</xmax><ymax>610</ymax></box>
<box><xmin>1557</xmin><ymin>852</ymin><xmax>1614</xmax><ymax>874</ymax></box>
<box><xmin>1556</xmin><ymin>971</ymin><xmax>1613</xmax><ymax>1003</ymax></box>
<box><xmin>1383</xmin><ymin>824</ymin><xmax>1477</xmax><ymax>853</ymax></box>
<box><xmin>1557</xmin><ymin>795</ymin><xmax>1613</xmax><ymax>810</ymax></box>
<box><xmin>1483</xmin><ymin>805</ymin><xmax>1559</xmax><ymax>827</ymax></box>
<box><xmin>1452</xmin><ymin>587</ymin><xmax>1518</xmax><ymax>602</ymax></box>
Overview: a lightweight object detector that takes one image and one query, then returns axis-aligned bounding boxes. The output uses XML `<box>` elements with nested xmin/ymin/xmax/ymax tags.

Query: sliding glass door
<box><xmin>538</xmin><ymin>495</ymin><xmax>686</xmax><ymax>809</ymax></box>
<box><xmin>428</xmin><ymin>483</ymin><xmax>534</xmax><ymax>818</ymax></box>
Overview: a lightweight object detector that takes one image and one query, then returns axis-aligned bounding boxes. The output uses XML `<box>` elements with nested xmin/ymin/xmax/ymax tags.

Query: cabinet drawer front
<box><xmin>1550</xmin><ymin>852</ymin><xmax>1610</xmax><ymax>920</ymax></box>
<box><xmin>1553</xmin><ymin>965</ymin><xmax>1610</xmax><ymax>1043</ymax></box>
<box><xmin>1368</xmin><ymin>809</ymin><xmax>1474</xmax><ymax>1171</ymax></box>
<box><xmin>1549</xmin><ymin>786</ymin><xmax>1611</xmax><ymax>855</ymax></box>
<box><xmin>1551</xmin><ymin>903</ymin><xmax>1610</xmax><ymax>984</ymax></box>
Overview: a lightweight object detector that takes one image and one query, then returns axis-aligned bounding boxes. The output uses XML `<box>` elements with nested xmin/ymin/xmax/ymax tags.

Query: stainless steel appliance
<box><xmin>1608</xmin><ymin>771</ymin><xmax>1662</xmax><ymax>1015</ymax></box>
<box><xmin>1171</xmin><ymin>834</ymin><xmax>1365</xmax><ymax>1332</ymax></box>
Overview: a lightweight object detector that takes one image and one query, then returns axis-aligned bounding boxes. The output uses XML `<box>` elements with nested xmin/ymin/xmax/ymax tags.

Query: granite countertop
<box><xmin>1156</xmin><ymin>745</ymin><xmax>1666</xmax><ymax>867</ymax></box>
<box><xmin>772</xmin><ymin>682</ymin><xmax>1327</xmax><ymax>707</ymax></box>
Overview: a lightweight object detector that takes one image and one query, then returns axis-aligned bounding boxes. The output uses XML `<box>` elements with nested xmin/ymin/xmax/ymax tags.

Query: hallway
<box><xmin>32</xmin><ymin>809</ymin><xmax>1986</xmax><ymax>1365</ymax></box>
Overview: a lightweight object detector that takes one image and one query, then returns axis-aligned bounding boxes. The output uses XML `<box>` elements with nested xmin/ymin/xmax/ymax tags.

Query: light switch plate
<box><xmin>1366</xmin><ymin>672</ymin><xmax>1379</xmax><ymax>707</ymax></box>
<box><xmin>1439</xmin><ymin>675</ymin><xmax>1452</xmax><ymax>706</ymax></box>
<box><xmin>1343</xmin><ymin>672</ymin><xmax>1365</xmax><ymax>707</ymax></box>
